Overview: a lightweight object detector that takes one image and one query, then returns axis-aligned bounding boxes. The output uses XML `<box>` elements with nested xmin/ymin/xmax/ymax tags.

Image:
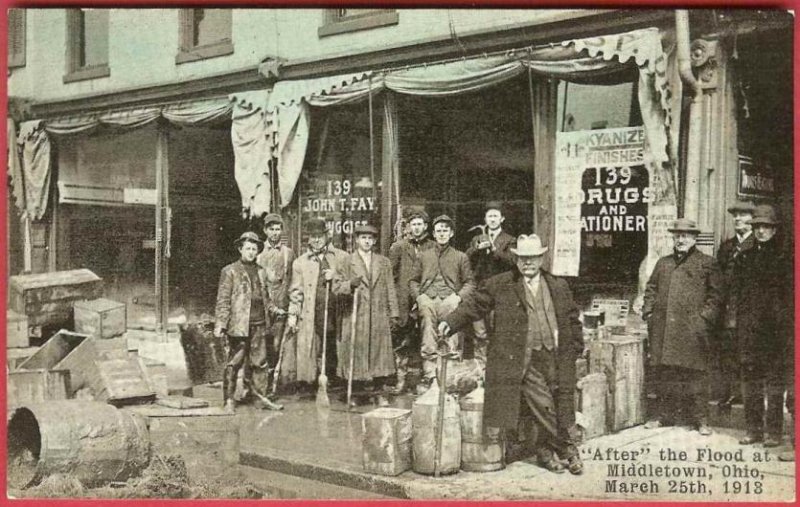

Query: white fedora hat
<box><xmin>510</xmin><ymin>234</ymin><xmax>549</xmax><ymax>256</ymax></box>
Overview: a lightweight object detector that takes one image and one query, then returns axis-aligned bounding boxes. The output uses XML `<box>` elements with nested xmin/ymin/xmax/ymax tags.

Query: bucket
<box><xmin>7</xmin><ymin>400</ymin><xmax>150</xmax><ymax>489</ymax></box>
<box><xmin>411</xmin><ymin>379</ymin><xmax>460</xmax><ymax>475</ymax></box>
<box><xmin>459</xmin><ymin>386</ymin><xmax>505</xmax><ymax>472</ymax></box>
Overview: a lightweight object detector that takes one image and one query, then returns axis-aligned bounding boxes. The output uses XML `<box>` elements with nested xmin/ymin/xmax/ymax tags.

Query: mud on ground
<box><xmin>9</xmin><ymin>454</ymin><xmax>270</xmax><ymax>499</ymax></box>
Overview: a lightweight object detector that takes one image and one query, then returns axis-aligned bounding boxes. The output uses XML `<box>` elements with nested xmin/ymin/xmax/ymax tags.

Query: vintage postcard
<box><xmin>5</xmin><ymin>7</ymin><xmax>795</xmax><ymax>502</ymax></box>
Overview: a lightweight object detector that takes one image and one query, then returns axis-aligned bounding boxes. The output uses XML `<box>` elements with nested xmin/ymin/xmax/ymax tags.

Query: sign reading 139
<box><xmin>327</xmin><ymin>179</ymin><xmax>351</xmax><ymax>196</ymax></box>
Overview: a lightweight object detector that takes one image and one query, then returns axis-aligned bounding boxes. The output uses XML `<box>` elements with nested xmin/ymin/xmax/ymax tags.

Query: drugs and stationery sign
<box><xmin>738</xmin><ymin>155</ymin><xmax>775</xmax><ymax>198</ymax></box>
<box><xmin>552</xmin><ymin>126</ymin><xmax>653</xmax><ymax>276</ymax></box>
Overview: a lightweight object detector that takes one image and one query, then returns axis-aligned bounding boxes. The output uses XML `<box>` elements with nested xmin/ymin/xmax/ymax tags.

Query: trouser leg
<box><xmin>742</xmin><ymin>363</ymin><xmax>765</xmax><ymax>435</ymax></box>
<box><xmin>246</xmin><ymin>324</ymin><xmax>270</xmax><ymax>401</ymax></box>
<box><xmin>418</xmin><ymin>295</ymin><xmax>440</xmax><ymax>380</ymax></box>
<box><xmin>766</xmin><ymin>365</ymin><xmax>786</xmax><ymax>437</ymax></box>
<box><xmin>472</xmin><ymin>317</ymin><xmax>489</xmax><ymax>369</ymax></box>
<box><xmin>224</xmin><ymin>337</ymin><xmax>248</xmax><ymax>402</ymax></box>
<box><xmin>686</xmin><ymin>369</ymin><xmax>710</xmax><ymax>425</ymax></box>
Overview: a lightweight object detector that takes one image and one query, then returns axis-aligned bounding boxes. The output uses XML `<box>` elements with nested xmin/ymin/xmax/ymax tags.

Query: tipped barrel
<box><xmin>8</xmin><ymin>401</ymin><xmax>150</xmax><ymax>489</ymax></box>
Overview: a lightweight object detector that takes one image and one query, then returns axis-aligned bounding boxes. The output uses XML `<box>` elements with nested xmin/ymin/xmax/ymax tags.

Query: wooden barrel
<box><xmin>459</xmin><ymin>386</ymin><xmax>505</xmax><ymax>472</ymax></box>
<box><xmin>411</xmin><ymin>379</ymin><xmax>460</xmax><ymax>475</ymax></box>
<box><xmin>7</xmin><ymin>401</ymin><xmax>150</xmax><ymax>489</ymax></box>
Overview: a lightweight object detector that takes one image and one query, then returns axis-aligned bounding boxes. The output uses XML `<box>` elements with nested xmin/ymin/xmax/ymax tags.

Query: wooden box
<box><xmin>362</xmin><ymin>407</ymin><xmax>412</xmax><ymax>476</ymax></box>
<box><xmin>19</xmin><ymin>330</ymin><xmax>93</xmax><ymax>397</ymax></box>
<box><xmin>8</xmin><ymin>369</ymin><xmax>70</xmax><ymax>406</ymax></box>
<box><xmin>576</xmin><ymin>373</ymin><xmax>608</xmax><ymax>439</ymax></box>
<box><xmin>8</xmin><ymin>347</ymin><xmax>40</xmax><ymax>371</ymax></box>
<box><xmin>589</xmin><ymin>335</ymin><xmax>645</xmax><ymax>431</ymax></box>
<box><xmin>126</xmin><ymin>405</ymin><xmax>239</xmax><ymax>478</ymax></box>
<box><xmin>74</xmin><ymin>298</ymin><xmax>127</xmax><ymax>339</ymax></box>
<box><xmin>9</xmin><ymin>269</ymin><xmax>102</xmax><ymax>327</ymax></box>
<box><xmin>7</xmin><ymin>309</ymin><xmax>29</xmax><ymax>348</ymax></box>
<box><xmin>93</xmin><ymin>356</ymin><xmax>156</xmax><ymax>405</ymax></box>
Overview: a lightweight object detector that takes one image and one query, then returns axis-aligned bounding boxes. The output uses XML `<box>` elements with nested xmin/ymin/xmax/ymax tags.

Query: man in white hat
<box><xmin>642</xmin><ymin>219</ymin><xmax>723</xmax><ymax>436</ymax></box>
<box><xmin>439</xmin><ymin>234</ymin><xmax>585</xmax><ymax>475</ymax></box>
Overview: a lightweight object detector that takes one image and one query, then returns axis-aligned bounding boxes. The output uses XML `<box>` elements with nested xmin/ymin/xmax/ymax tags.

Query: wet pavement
<box><xmin>192</xmin><ymin>384</ymin><xmax>796</xmax><ymax>501</ymax></box>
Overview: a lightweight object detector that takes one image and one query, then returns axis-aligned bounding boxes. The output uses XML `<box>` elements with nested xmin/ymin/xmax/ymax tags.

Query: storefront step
<box><xmin>238</xmin><ymin>464</ymin><xmax>392</xmax><ymax>499</ymax></box>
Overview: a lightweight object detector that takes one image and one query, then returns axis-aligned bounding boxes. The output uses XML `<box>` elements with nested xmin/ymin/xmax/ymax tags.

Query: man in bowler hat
<box><xmin>642</xmin><ymin>219</ymin><xmax>722</xmax><ymax>435</ymax></box>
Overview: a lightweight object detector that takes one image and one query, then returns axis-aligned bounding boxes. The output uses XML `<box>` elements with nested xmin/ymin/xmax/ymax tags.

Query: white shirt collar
<box><xmin>736</xmin><ymin>230</ymin><xmax>752</xmax><ymax>243</ymax></box>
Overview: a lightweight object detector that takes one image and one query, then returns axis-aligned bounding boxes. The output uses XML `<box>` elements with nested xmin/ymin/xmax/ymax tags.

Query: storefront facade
<box><xmin>7</xmin><ymin>9</ymin><xmax>794</xmax><ymax>330</ymax></box>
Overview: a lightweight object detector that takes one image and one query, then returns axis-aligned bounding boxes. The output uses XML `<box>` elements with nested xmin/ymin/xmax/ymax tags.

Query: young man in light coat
<box><xmin>285</xmin><ymin>218</ymin><xmax>349</xmax><ymax>389</ymax></box>
<box><xmin>334</xmin><ymin>224</ymin><xmax>400</xmax><ymax>397</ymax></box>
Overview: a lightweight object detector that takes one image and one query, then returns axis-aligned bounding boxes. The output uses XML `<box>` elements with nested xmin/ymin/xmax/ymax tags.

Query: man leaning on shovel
<box><xmin>215</xmin><ymin>231</ymin><xmax>287</xmax><ymax>413</ymax></box>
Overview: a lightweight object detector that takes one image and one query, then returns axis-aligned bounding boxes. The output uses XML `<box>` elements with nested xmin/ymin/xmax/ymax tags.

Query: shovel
<box><xmin>316</xmin><ymin>280</ymin><xmax>332</xmax><ymax>407</ymax></box>
<box><xmin>433</xmin><ymin>333</ymin><xmax>449</xmax><ymax>478</ymax></box>
<box><xmin>347</xmin><ymin>286</ymin><xmax>359</xmax><ymax>411</ymax></box>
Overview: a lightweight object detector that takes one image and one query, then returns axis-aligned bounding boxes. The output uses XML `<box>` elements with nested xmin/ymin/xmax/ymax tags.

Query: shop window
<box><xmin>64</xmin><ymin>9</ymin><xmax>110</xmax><ymax>83</ymax></box>
<box><xmin>176</xmin><ymin>9</ymin><xmax>233</xmax><ymax>64</ymax></box>
<box><xmin>318</xmin><ymin>9</ymin><xmax>398</xmax><ymax>37</ymax></box>
<box><xmin>8</xmin><ymin>8</ymin><xmax>26</xmax><ymax>68</ymax></box>
<box><xmin>297</xmin><ymin>103</ymin><xmax>383</xmax><ymax>252</ymax></box>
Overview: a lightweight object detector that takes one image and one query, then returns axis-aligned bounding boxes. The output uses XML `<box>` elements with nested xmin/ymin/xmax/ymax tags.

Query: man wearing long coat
<box><xmin>334</xmin><ymin>224</ymin><xmax>400</xmax><ymax>382</ymax></box>
<box><xmin>441</xmin><ymin>234</ymin><xmax>584</xmax><ymax>475</ymax></box>
<box><xmin>732</xmin><ymin>204</ymin><xmax>792</xmax><ymax>446</ymax></box>
<box><xmin>285</xmin><ymin>218</ymin><xmax>349</xmax><ymax>384</ymax></box>
<box><xmin>642</xmin><ymin>219</ymin><xmax>722</xmax><ymax>434</ymax></box>
<box><xmin>714</xmin><ymin>201</ymin><xmax>755</xmax><ymax>406</ymax></box>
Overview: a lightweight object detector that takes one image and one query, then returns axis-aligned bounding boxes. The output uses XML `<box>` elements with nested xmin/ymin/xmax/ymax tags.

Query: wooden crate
<box><xmin>127</xmin><ymin>405</ymin><xmax>239</xmax><ymax>478</ymax></box>
<box><xmin>20</xmin><ymin>330</ymin><xmax>94</xmax><ymax>397</ymax></box>
<box><xmin>7</xmin><ymin>309</ymin><xmax>29</xmax><ymax>348</ymax></box>
<box><xmin>362</xmin><ymin>407</ymin><xmax>412</xmax><ymax>476</ymax></box>
<box><xmin>74</xmin><ymin>298</ymin><xmax>127</xmax><ymax>339</ymax></box>
<box><xmin>8</xmin><ymin>369</ymin><xmax>70</xmax><ymax>406</ymax></box>
<box><xmin>93</xmin><ymin>356</ymin><xmax>156</xmax><ymax>405</ymax></box>
<box><xmin>8</xmin><ymin>346</ymin><xmax>40</xmax><ymax>371</ymax></box>
<box><xmin>576</xmin><ymin>373</ymin><xmax>608</xmax><ymax>439</ymax></box>
<box><xmin>9</xmin><ymin>269</ymin><xmax>102</xmax><ymax>327</ymax></box>
<box><xmin>589</xmin><ymin>334</ymin><xmax>645</xmax><ymax>431</ymax></box>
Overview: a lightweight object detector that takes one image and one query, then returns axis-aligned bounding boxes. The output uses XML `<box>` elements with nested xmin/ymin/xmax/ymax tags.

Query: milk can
<box><xmin>411</xmin><ymin>378</ymin><xmax>460</xmax><ymax>475</ymax></box>
<box><xmin>459</xmin><ymin>384</ymin><xmax>505</xmax><ymax>472</ymax></box>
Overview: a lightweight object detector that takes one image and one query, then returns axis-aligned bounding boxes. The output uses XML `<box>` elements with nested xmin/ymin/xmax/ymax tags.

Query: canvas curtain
<box><xmin>267</xmin><ymin>27</ymin><xmax>678</xmax><ymax>213</ymax></box>
<box><xmin>13</xmin><ymin>96</ymin><xmax>235</xmax><ymax>218</ymax></box>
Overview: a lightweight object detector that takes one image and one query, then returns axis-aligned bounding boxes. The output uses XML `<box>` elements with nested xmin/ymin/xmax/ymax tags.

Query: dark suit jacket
<box><xmin>445</xmin><ymin>270</ymin><xmax>583</xmax><ymax>431</ymax></box>
<box><xmin>717</xmin><ymin>233</ymin><xmax>754</xmax><ymax>328</ymax></box>
<box><xmin>466</xmin><ymin>229</ymin><xmax>517</xmax><ymax>282</ymax></box>
<box><xmin>215</xmin><ymin>260</ymin><xmax>280</xmax><ymax>337</ymax></box>
<box><xmin>389</xmin><ymin>236</ymin><xmax>435</xmax><ymax>327</ymax></box>
<box><xmin>409</xmin><ymin>244</ymin><xmax>475</xmax><ymax>301</ymax></box>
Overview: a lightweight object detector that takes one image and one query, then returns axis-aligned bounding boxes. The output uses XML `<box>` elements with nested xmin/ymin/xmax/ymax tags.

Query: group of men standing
<box><xmin>642</xmin><ymin>202</ymin><xmax>793</xmax><ymax>455</ymax></box>
<box><xmin>212</xmin><ymin>197</ymin><xmax>793</xmax><ymax>474</ymax></box>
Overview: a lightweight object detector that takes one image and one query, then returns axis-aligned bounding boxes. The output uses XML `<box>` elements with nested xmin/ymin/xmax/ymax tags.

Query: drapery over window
<box><xmin>265</xmin><ymin>28</ymin><xmax>678</xmax><ymax>218</ymax></box>
<box><xmin>9</xmin><ymin>95</ymin><xmax>262</xmax><ymax>220</ymax></box>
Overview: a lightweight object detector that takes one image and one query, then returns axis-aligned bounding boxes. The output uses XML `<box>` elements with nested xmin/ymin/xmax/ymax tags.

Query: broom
<box><xmin>347</xmin><ymin>286</ymin><xmax>359</xmax><ymax>410</ymax></box>
<box><xmin>316</xmin><ymin>280</ymin><xmax>331</xmax><ymax>407</ymax></box>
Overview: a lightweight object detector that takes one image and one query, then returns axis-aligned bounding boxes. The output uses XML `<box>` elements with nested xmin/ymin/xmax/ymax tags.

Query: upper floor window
<box><xmin>8</xmin><ymin>9</ymin><xmax>26</xmax><ymax>68</ymax></box>
<box><xmin>64</xmin><ymin>9</ymin><xmax>110</xmax><ymax>83</ymax></box>
<box><xmin>318</xmin><ymin>8</ymin><xmax>398</xmax><ymax>37</ymax></box>
<box><xmin>176</xmin><ymin>9</ymin><xmax>233</xmax><ymax>64</ymax></box>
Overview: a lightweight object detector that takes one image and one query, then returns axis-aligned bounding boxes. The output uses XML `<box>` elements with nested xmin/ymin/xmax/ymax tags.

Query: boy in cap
<box><xmin>388</xmin><ymin>209</ymin><xmax>435</xmax><ymax>392</ymax></box>
<box><xmin>257</xmin><ymin>213</ymin><xmax>295</xmax><ymax>388</ymax></box>
<box><xmin>215</xmin><ymin>231</ymin><xmax>287</xmax><ymax>412</ymax></box>
<box><xmin>733</xmin><ymin>204</ymin><xmax>792</xmax><ymax>446</ymax></box>
<box><xmin>642</xmin><ymin>219</ymin><xmax>722</xmax><ymax>436</ymax></box>
<box><xmin>466</xmin><ymin>201</ymin><xmax>517</xmax><ymax>370</ymax></box>
<box><xmin>334</xmin><ymin>224</ymin><xmax>400</xmax><ymax>400</ymax></box>
<box><xmin>715</xmin><ymin>201</ymin><xmax>755</xmax><ymax>408</ymax></box>
<box><xmin>285</xmin><ymin>218</ymin><xmax>349</xmax><ymax>389</ymax></box>
<box><xmin>409</xmin><ymin>214</ymin><xmax>475</xmax><ymax>393</ymax></box>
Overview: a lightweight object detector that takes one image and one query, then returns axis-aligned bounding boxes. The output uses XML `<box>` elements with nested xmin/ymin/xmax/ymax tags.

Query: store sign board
<box><xmin>301</xmin><ymin>175</ymin><xmax>377</xmax><ymax>250</ymax></box>
<box><xmin>738</xmin><ymin>155</ymin><xmax>775</xmax><ymax>197</ymax></box>
<box><xmin>123</xmin><ymin>188</ymin><xmax>157</xmax><ymax>205</ymax></box>
<box><xmin>552</xmin><ymin>126</ymin><xmax>648</xmax><ymax>276</ymax></box>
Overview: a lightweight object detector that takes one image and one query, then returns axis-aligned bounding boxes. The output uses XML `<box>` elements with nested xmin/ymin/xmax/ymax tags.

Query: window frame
<box><xmin>8</xmin><ymin>8</ymin><xmax>26</xmax><ymax>69</ymax></box>
<box><xmin>63</xmin><ymin>8</ymin><xmax>110</xmax><ymax>84</ymax></box>
<box><xmin>318</xmin><ymin>9</ymin><xmax>399</xmax><ymax>38</ymax></box>
<box><xmin>175</xmin><ymin>9</ymin><xmax>234</xmax><ymax>64</ymax></box>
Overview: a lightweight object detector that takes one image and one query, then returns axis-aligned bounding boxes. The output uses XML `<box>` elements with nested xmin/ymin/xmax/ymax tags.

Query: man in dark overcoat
<box><xmin>440</xmin><ymin>234</ymin><xmax>584</xmax><ymax>475</ymax></box>
<box><xmin>388</xmin><ymin>210</ymin><xmax>434</xmax><ymax>392</ymax></box>
<box><xmin>714</xmin><ymin>201</ymin><xmax>755</xmax><ymax>406</ymax></box>
<box><xmin>465</xmin><ymin>201</ymin><xmax>517</xmax><ymax>369</ymax></box>
<box><xmin>642</xmin><ymin>219</ymin><xmax>723</xmax><ymax>435</ymax></box>
<box><xmin>733</xmin><ymin>204</ymin><xmax>792</xmax><ymax>447</ymax></box>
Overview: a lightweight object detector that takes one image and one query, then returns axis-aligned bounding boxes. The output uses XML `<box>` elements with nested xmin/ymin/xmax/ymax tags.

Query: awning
<box><xmin>266</xmin><ymin>27</ymin><xmax>679</xmax><ymax>211</ymax></box>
